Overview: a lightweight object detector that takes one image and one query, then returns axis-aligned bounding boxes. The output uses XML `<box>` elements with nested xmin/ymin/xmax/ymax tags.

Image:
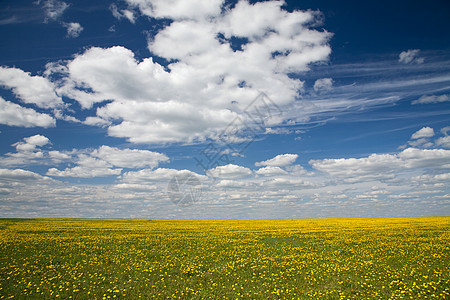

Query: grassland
<box><xmin>0</xmin><ymin>217</ymin><xmax>449</xmax><ymax>299</ymax></box>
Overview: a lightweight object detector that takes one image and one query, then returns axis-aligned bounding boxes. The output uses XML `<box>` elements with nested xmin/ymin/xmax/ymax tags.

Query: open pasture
<box><xmin>0</xmin><ymin>217</ymin><xmax>449</xmax><ymax>299</ymax></box>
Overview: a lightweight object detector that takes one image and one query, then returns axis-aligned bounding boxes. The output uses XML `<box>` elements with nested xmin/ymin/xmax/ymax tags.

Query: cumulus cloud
<box><xmin>47</xmin><ymin>165</ymin><xmax>122</xmax><ymax>178</ymax></box>
<box><xmin>408</xmin><ymin>138</ymin><xmax>433</xmax><ymax>148</ymax></box>
<box><xmin>255</xmin><ymin>154</ymin><xmax>298</xmax><ymax>167</ymax></box>
<box><xmin>124</xmin><ymin>0</ymin><xmax>223</xmax><ymax>21</ymax></box>
<box><xmin>63</xmin><ymin>22</ymin><xmax>83</xmax><ymax>38</ymax></box>
<box><xmin>255</xmin><ymin>166</ymin><xmax>287</xmax><ymax>176</ymax></box>
<box><xmin>13</xmin><ymin>135</ymin><xmax>50</xmax><ymax>152</ymax></box>
<box><xmin>47</xmin><ymin>155</ymin><xmax>122</xmax><ymax>178</ymax></box>
<box><xmin>83</xmin><ymin>116</ymin><xmax>111</xmax><ymax>127</ymax></box>
<box><xmin>399</xmin><ymin>148</ymin><xmax>450</xmax><ymax>169</ymax></box>
<box><xmin>313</xmin><ymin>78</ymin><xmax>333</xmax><ymax>93</ymax></box>
<box><xmin>310</xmin><ymin>148</ymin><xmax>450</xmax><ymax>182</ymax></box>
<box><xmin>207</xmin><ymin>164</ymin><xmax>252</xmax><ymax>179</ymax></box>
<box><xmin>412</xmin><ymin>94</ymin><xmax>450</xmax><ymax>105</ymax></box>
<box><xmin>121</xmin><ymin>168</ymin><xmax>205</xmax><ymax>183</ymax></box>
<box><xmin>411</xmin><ymin>127</ymin><xmax>435</xmax><ymax>139</ymax></box>
<box><xmin>0</xmin><ymin>168</ymin><xmax>50</xmax><ymax>181</ymax></box>
<box><xmin>46</xmin><ymin>0</ymin><xmax>331</xmax><ymax>144</ymax></box>
<box><xmin>46</xmin><ymin>146</ymin><xmax>169</xmax><ymax>178</ymax></box>
<box><xmin>262</xmin><ymin>177</ymin><xmax>316</xmax><ymax>188</ymax></box>
<box><xmin>398</xmin><ymin>49</ymin><xmax>424</xmax><ymax>64</ymax></box>
<box><xmin>412</xmin><ymin>172</ymin><xmax>450</xmax><ymax>184</ymax></box>
<box><xmin>0</xmin><ymin>97</ymin><xmax>56</xmax><ymax>128</ymax></box>
<box><xmin>310</xmin><ymin>153</ymin><xmax>402</xmax><ymax>182</ymax></box>
<box><xmin>0</xmin><ymin>67</ymin><xmax>62</xmax><ymax>108</ymax></box>
<box><xmin>91</xmin><ymin>146</ymin><xmax>169</xmax><ymax>169</ymax></box>
<box><xmin>435</xmin><ymin>136</ymin><xmax>450</xmax><ymax>148</ymax></box>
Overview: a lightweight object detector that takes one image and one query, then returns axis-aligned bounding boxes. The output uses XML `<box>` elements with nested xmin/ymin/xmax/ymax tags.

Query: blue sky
<box><xmin>0</xmin><ymin>0</ymin><xmax>449</xmax><ymax>218</ymax></box>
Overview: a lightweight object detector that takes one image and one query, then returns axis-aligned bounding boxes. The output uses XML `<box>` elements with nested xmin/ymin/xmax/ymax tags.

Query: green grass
<box><xmin>0</xmin><ymin>217</ymin><xmax>449</xmax><ymax>299</ymax></box>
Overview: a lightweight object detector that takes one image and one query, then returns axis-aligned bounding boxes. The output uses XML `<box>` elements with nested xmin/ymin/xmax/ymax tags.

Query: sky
<box><xmin>0</xmin><ymin>0</ymin><xmax>449</xmax><ymax>218</ymax></box>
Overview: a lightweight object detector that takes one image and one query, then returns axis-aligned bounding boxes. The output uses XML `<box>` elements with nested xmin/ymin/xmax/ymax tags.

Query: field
<box><xmin>0</xmin><ymin>217</ymin><xmax>449</xmax><ymax>299</ymax></box>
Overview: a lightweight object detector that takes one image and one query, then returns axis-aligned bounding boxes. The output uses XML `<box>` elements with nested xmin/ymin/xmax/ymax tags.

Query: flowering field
<box><xmin>0</xmin><ymin>217</ymin><xmax>449</xmax><ymax>299</ymax></box>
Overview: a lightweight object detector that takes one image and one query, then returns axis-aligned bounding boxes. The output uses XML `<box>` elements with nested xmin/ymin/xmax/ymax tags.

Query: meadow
<box><xmin>0</xmin><ymin>217</ymin><xmax>449</xmax><ymax>299</ymax></box>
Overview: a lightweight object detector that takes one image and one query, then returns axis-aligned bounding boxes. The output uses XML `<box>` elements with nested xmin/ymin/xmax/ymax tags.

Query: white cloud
<box><xmin>46</xmin><ymin>0</ymin><xmax>331</xmax><ymax>144</ymax></box>
<box><xmin>255</xmin><ymin>166</ymin><xmax>287</xmax><ymax>176</ymax></box>
<box><xmin>13</xmin><ymin>135</ymin><xmax>50</xmax><ymax>152</ymax></box>
<box><xmin>47</xmin><ymin>155</ymin><xmax>122</xmax><ymax>178</ymax></box>
<box><xmin>63</xmin><ymin>22</ymin><xmax>83</xmax><ymax>38</ymax></box>
<box><xmin>124</xmin><ymin>0</ymin><xmax>223</xmax><ymax>21</ymax></box>
<box><xmin>408</xmin><ymin>138</ymin><xmax>432</xmax><ymax>148</ymax></box>
<box><xmin>216</xmin><ymin>179</ymin><xmax>250</xmax><ymax>188</ymax></box>
<box><xmin>313</xmin><ymin>78</ymin><xmax>333</xmax><ymax>93</ymax></box>
<box><xmin>207</xmin><ymin>164</ymin><xmax>252</xmax><ymax>179</ymax></box>
<box><xmin>412</xmin><ymin>94</ymin><xmax>450</xmax><ymax>105</ymax></box>
<box><xmin>110</xmin><ymin>4</ymin><xmax>136</xmax><ymax>23</ymax></box>
<box><xmin>91</xmin><ymin>145</ymin><xmax>169</xmax><ymax>169</ymax></box>
<box><xmin>399</xmin><ymin>148</ymin><xmax>450</xmax><ymax>169</ymax></box>
<box><xmin>411</xmin><ymin>126</ymin><xmax>434</xmax><ymax>139</ymax></box>
<box><xmin>255</xmin><ymin>154</ymin><xmax>298</xmax><ymax>167</ymax></box>
<box><xmin>48</xmin><ymin>150</ymin><xmax>71</xmax><ymax>161</ymax></box>
<box><xmin>0</xmin><ymin>168</ymin><xmax>51</xmax><ymax>181</ymax></box>
<box><xmin>412</xmin><ymin>172</ymin><xmax>450</xmax><ymax>184</ymax></box>
<box><xmin>310</xmin><ymin>153</ymin><xmax>402</xmax><ymax>182</ymax></box>
<box><xmin>46</xmin><ymin>146</ymin><xmax>169</xmax><ymax>178</ymax></box>
<box><xmin>0</xmin><ymin>66</ymin><xmax>62</xmax><ymax>108</ymax></box>
<box><xmin>310</xmin><ymin>148</ymin><xmax>450</xmax><ymax>182</ymax></box>
<box><xmin>47</xmin><ymin>165</ymin><xmax>122</xmax><ymax>178</ymax></box>
<box><xmin>121</xmin><ymin>168</ymin><xmax>205</xmax><ymax>183</ymax></box>
<box><xmin>83</xmin><ymin>116</ymin><xmax>111</xmax><ymax>127</ymax></box>
<box><xmin>262</xmin><ymin>177</ymin><xmax>316</xmax><ymax>188</ymax></box>
<box><xmin>441</xmin><ymin>126</ymin><xmax>450</xmax><ymax>136</ymax></box>
<box><xmin>435</xmin><ymin>136</ymin><xmax>450</xmax><ymax>148</ymax></box>
<box><xmin>39</xmin><ymin>0</ymin><xmax>69</xmax><ymax>22</ymax></box>
<box><xmin>398</xmin><ymin>49</ymin><xmax>424</xmax><ymax>64</ymax></box>
<box><xmin>0</xmin><ymin>97</ymin><xmax>56</xmax><ymax>128</ymax></box>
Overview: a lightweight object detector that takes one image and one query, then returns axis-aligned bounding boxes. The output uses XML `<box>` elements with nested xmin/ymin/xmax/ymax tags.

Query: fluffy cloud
<box><xmin>124</xmin><ymin>0</ymin><xmax>223</xmax><ymax>20</ymax></box>
<box><xmin>121</xmin><ymin>168</ymin><xmax>205</xmax><ymax>183</ymax></box>
<box><xmin>255</xmin><ymin>166</ymin><xmax>287</xmax><ymax>176</ymax></box>
<box><xmin>435</xmin><ymin>136</ymin><xmax>450</xmax><ymax>148</ymax></box>
<box><xmin>398</xmin><ymin>49</ymin><xmax>424</xmax><ymax>64</ymax></box>
<box><xmin>411</xmin><ymin>127</ymin><xmax>434</xmax><ymax>139</ymax></box>
<box><xmin>310</xmin><ymin>148</ymin><xmax>450</xmax><ymax>182</ymax></box>
<box><xmin>310</xmin><ymin>153</ymin><xmax>402</xmax><ymax>181</ymax></box>
<box><xmin>207</xmin><ymin>164</ymin><xmax>252</xmax><ymax>179</ymax></box>
<box><xmin>13</xmin><ymin>135</ymin><xmax>50</xmax><ymax>152</ymax></box>
<box><xmin>46</xmin><ymin>146</ymin><xmax>169</xmax><ymax>178</ymax></box>
<box><xmin>313</xmin><ymin>78</ymin><xmax>333</xmax><ymax>93</ymax></box>
<box><xmin>0</xmin><ymin>67</ymin><xmax>62</xmax><ymax>108</ymax></box>
<box><xmin>399</xmin><ymin>148</ymin><xmax>450</xmax><ymax>169</ymax></box>
<box><xmin>0</xmin><ymin>97</ymin><xmax>56</xmax><ymax>128</ymax></box>
<box><xmin>412</xmin><ymin>94</ymin><xmax>450</xmax><ymax>105</ymax></box>
<box><xmin>91</xmin><ymin>146</ymin><xmax>169</xmax><ymax>169</ymax></box>
<box><xmin>262</xmin><ymin>177</ymin><xmax>316</xmax><ymax>188</ymax></box>
<box><xmin>46</xmin><ymin>0</ymin><xmax>331</xmax><ymax>144</ymax></box>
<box><xmin>0</xmin><ymin>168</ymin><xmax>50</xmax><ymax>181</ymax></box>
<box><xmin>255</xmin><ymin>154</ymin><xmax>298</xmax><ymax>167</ymax></box>
<box><xmin>63</xmin><ymin>22</ymin><xmax>83</xmax><ymax>38</ymax></box>
<box><xmin>47</xmin><ymin>155</ymin><xmax>122</xmax><ymax>178</ymax></box>
<box><xmin>47</xmin><ymin>165</ymin><xmax>122</xmax><ymax>178</ymax></box>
